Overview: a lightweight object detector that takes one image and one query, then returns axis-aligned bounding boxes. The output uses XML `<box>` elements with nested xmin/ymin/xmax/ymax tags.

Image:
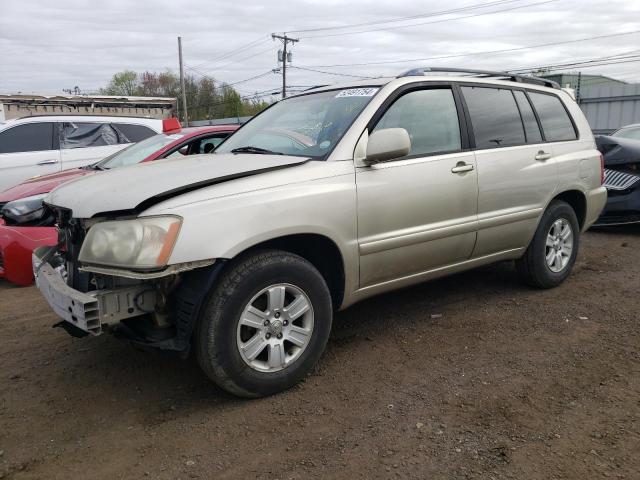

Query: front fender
<box><xmin>142</xmin><ymin>165</ymin><xmax>359</xmax><ymax>302</ymax></box>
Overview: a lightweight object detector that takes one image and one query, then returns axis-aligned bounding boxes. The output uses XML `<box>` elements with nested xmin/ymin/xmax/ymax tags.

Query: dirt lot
<box><xmin>1</xmin><ymin>227</ymin><xmax>639</xmax><ymax>480</ymax></box>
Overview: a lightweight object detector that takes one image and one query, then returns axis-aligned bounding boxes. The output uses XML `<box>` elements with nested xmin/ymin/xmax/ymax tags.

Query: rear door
<box><xmin>0</xmin><ymin>122</ymin><xmax>60</xmax><ymax>192</ymax></box>
<box><xmin>526</xmin><ymin>91</ymin><xmax>580</xmax><ymax>181</ymax></box>
<box><xmin>59</xmin><ymin>122</ymin><xmax>128</xmax><ymax>170</ymax></box>
<box><xmin>459</xmin><ymin>85</ymin><xmax>557</xmax><ymax>257</ymax></box>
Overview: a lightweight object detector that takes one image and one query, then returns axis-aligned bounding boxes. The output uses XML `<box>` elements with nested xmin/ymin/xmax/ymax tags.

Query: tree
<box><xmin>100</xmin><ymin>70</ymin><xmax>140</xmax><ymax>96</ymax></box>
<box><xmin>100</xmin><ymin>70</ymin><xmax>274</xmax><ymax>121</ymax></box>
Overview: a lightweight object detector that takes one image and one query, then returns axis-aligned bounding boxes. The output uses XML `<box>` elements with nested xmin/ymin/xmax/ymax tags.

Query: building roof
<box><xmin>0</xmin><ymin>93</ymin><xmax>176</xmax><ymax>104</ymax></box>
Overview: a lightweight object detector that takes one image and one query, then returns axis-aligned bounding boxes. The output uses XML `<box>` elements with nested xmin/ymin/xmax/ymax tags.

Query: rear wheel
<box><xmin>516</xmin><ymin>200</ymin><xmax>580</xmax><ymax>288</ymax></box>
<box><xmin>195</xmin><ymin>250</ymin><xmax>332</xmax><ymax>398</ymax></box>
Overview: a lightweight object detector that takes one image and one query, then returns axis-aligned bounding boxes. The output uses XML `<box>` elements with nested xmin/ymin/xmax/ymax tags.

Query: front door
<box><xmin>356</xmin><ymin>86</ymin><xmax>478</xmax><ymax>288</ymax></box>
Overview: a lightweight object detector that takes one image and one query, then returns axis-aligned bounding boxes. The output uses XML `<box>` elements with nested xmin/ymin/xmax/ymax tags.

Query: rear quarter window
<box><xmin>527</xmin><ymin>92</ymin><xmax>577</xmax><ymax>142</ymax></box>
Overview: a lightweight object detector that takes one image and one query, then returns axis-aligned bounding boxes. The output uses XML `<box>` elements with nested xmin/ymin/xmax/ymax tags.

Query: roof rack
<box><xmin>397</xmin><ymin>67</ymin><xmax>560</xmax><ymax>89</ymax></box>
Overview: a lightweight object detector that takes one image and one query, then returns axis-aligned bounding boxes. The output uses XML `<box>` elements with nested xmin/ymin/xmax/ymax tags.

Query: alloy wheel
<box><xmin>236</xmin><ymin>283</ymin><xmax>314</xmax><ymax>372</ymax></box>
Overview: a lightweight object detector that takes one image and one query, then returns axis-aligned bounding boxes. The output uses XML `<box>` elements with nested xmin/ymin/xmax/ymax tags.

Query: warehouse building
<box><xmin>541</xmin><ymin>73</ymin><xmax>640</xmax><ymax>135</ymax></box>
<box><xmin>0</xmin><ymin>94</ymin><xmax>176</xmax><ymax>122</ymax></box>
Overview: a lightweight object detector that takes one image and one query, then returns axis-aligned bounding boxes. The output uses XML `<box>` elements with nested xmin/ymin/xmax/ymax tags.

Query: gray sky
<box><xmin>1</xmin><ymin>0</ymin><xmax>639</xmax><ymax>98</ymax></box>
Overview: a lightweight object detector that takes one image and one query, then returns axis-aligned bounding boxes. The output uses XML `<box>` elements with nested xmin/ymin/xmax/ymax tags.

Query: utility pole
<box><xmin>272</xmin><ymin>33</ymin><xmax>298</xmax><ymax>98</ymax></box>
<box><xmin>178</xmin><ymin>36</ymin><xmax>188</xmax><ymax>126</ymax></box>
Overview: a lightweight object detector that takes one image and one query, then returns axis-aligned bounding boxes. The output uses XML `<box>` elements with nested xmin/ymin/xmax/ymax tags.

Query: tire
<box><xmin>195</xmin><ymin>250</ymin><xmax>333</xmax><ymax>398</ymax></box>
<box><xmin>516</xmin><ymin>200</ymin><xmax>580</xmax><ymax>289</ymax></box>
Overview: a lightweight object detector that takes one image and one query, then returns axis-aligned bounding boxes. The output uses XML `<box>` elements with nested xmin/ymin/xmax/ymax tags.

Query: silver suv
<box><xmin>34</xmin><ymin>68</ymin><xmax>607</xmax><ymax>397</ymax></box>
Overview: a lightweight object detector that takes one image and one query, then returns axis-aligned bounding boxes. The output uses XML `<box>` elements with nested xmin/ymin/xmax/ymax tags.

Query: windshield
<box><xmin>96</xmin><ymin>132</ymin><xmax>185</xmax><ymax>169</ymax></box>
<box><xmin>216</xmin><ymin>88</ymin><xmax>379</xmax><ymax>158</ymax></box>
<box><xmin>612</xmin><ymin>127</ymin><xmax>640</xmax><ymax>141</ymax></box>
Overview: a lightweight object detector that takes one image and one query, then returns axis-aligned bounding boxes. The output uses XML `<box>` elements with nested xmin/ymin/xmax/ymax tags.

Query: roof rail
<box><xmin>397</xmin><ymin>67</ymin><xmax>560</xmax><ymax>89</ymax></box>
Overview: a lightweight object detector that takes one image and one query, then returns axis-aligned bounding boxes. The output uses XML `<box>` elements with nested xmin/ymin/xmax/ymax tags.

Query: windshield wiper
<box><xmin>230</xmin><ymin>146</ymin><xmax>283</xmax><ymax>155</ymax></box>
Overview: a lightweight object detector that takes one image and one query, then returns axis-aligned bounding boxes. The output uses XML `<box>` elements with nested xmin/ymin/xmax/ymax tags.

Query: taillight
<box><xmin>599</xmin><ymin>153</ymin><xmax>605</xmax><ymax>185</ymax></box>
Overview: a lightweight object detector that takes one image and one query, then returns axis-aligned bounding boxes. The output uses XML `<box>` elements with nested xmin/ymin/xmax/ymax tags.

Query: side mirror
<box><xmin>365</xmin><ymin>128</ymin><xmax>411</xmax><ymax>164</ymax></box>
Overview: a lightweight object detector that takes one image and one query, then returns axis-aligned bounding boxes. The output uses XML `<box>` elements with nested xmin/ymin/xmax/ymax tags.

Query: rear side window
<box><xmin>513</xmin><ymin>90</ymin><xmax>543</xmax><ymax>143</ymax></box>
<box><xmin>461</xmin><ymin>86</ymin><xmax>525</xmax><ymax>148</ymax></box>
<box><xmin>527</xmin><ymin>92</ymin><xmax>577</xmax><ymax>142</ymax></box>
<box><xmin>60</xmin><ymin>122</ymin><xmax>121</xmax><ymax>149</ymax></box>
<box><xmin>113</xmin><ymin>124</ymin><xmax>156</xmax><ymax>143</ymax></box>
<box><xmin>0</xmin><ymin>123</ymin><xmax>54</xmax><ymax>154</ymax></box>
<box><xmin>373</xmin><ymin>88</ymin><xmax>461</xmax><ymax>156</ymax></box>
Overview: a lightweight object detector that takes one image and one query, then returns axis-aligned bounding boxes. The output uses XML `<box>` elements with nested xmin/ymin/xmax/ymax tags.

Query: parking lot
<box><xmin>0</xmin><ymin>227</ymin><xmax>638</xmax><ymax>480</ymax></box>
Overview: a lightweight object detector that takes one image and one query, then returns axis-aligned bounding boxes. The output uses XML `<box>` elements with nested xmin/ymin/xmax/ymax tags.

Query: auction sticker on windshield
<box><xmin>335</xmin><ymin>88</ymin><xmax>379</xmax><ymax>98</ymax></box>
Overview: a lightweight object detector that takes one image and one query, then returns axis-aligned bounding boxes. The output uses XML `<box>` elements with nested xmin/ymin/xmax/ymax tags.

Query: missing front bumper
<box><xmin>33</xmin><ymin>247</ymin><xmax>156</xmax><ymax>336</ymax></box>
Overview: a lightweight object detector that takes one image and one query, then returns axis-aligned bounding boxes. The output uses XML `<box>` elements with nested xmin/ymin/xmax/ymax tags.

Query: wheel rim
<box><xmin>236</xmin><ymin>283</ymin><xmax>314</xmax><ymax>373</ymax></box>
<box><xmin>545</xmin><ymin>218</ymin><xmax>574</xmax><ymax>273</ymax></box>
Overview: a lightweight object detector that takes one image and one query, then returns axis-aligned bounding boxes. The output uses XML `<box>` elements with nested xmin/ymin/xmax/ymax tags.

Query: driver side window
<box><xmin>373</xmin><ymin>88</ymin><xmax>462</xmax><ymax>157</ymax></box>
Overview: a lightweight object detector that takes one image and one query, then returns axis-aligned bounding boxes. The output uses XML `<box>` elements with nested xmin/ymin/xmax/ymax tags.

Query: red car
<box><xmin>0</xmin><ymin>121</ymin><xmax>239</xmax><ymax>286</ymax></box>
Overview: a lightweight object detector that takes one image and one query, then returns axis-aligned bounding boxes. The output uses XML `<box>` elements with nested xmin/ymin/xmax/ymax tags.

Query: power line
<box><xmin>297</xmin><ymin>30</ymin><xmax>640</xmax><ymax>69</ymax></box>
<box><xmin>510</xmin><ymin>51</ymin><xmax>640</xmax><ymax>74</ymax></box>
<box><xmin>289</xmin><ymin>65</ymin><xmax>376</xmax><ymax>79</ymax></box>
<box><xmin>226</xmin><ymin>70</ymin><xmax>276</xmax><ymax>87</ymax></box>
<box><xmin>524</xmin><ymin>58</ymin><xmax>640</xmax><ymax>74</ymax></box>
<box><xmin>287</xmin><ymin>0</ymin><xmax>528</xmax><ymax>34</ymax></box>
<box><xmin>190</xmin><ymin>36</ymin><xmax>271</xmax><ymax>69</ymax></box>
<box><xmin>209</xmin><ymin>46</ymin><xmax>277</xmax><ymax>71</ymax></box>
<box><xmin>185</xmin><ymin>65</ymin><xmax>275</xmax><ymax>89</ymax></box>
<box><xmin>297</xmin><ymin>0</ymin><xmax>559</xmax><ymax>38</ymax></box>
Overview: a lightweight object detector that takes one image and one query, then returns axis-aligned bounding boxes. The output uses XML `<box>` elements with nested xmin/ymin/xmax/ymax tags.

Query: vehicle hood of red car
<box><xmin>0</xmin><ymin>169</ymin><xmax>95</xmax><ymax>203</ymax></box>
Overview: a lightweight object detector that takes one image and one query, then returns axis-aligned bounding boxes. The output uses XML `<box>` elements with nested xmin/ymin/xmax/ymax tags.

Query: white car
<box><xmin>0</xmin><ymin>115</ymin><xmax>162</xmax><ymax>192</ymax></box>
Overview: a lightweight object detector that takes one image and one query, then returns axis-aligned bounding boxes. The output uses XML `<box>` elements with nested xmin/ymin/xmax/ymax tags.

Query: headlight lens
<box><xmin>79</xmin><ymin>216</ymin><xmax>182</xmax><ymax>269</ymax></box>
<box><xmin>0</xmin><ymin>194</ymin><xmax>47</xmax><ymax>224</ymax></box>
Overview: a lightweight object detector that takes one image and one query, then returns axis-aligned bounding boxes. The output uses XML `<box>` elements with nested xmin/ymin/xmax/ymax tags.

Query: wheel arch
<box><xmin>550</xmin><ymin>189</ymin><xmax>587</xmax><ymax>230</ymax></box>
<box><xmin>229</xmin><ymin>233</ymin><xmax>346</xmax><ymax>310</ymax></box>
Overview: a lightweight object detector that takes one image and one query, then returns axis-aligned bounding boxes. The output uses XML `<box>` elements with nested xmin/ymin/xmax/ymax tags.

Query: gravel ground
<box><xmin>1</xmin><ymin>227</ymin><xmax>639</xmax><ymax>479</ymax></box>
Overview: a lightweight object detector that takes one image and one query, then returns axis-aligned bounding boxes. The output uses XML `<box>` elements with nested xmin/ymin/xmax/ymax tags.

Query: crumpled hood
<box><xmin>596</xmin><ymin>135</ymin><xmax>640</xmax><ymax>166</ymax></box>
<box><xmin>0</xmin><ymin>168</ymin><xmax>93</xmax><ymax>202</ymax></box>
<box><xmin>45</xmin><ymin>153</ymin><xmax>309</xmax><ymax>218</ymax></box>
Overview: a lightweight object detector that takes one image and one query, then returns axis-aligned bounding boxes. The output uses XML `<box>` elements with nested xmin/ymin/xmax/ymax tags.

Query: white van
<box><xmin>0</xmin><ymin>116</ymin><xmax>162</xmax><ymax>192</ymax></box>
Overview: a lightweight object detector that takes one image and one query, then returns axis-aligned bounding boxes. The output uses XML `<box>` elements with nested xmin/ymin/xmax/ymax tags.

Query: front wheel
<box><xmin>516</xmin><ymin>200</ymin><xmax>580</xmax><ymax>288</ymax></box>
<box><xmin>195</xmin><ymin>250</ymin><xmax>333</xmax><ymax>398</ymax></box>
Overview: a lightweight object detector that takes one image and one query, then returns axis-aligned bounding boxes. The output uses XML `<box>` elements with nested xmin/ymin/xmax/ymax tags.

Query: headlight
<box><xmin>79</xmin><ymin>216</ymin><xmax>182</xmax><ymax>270</ymax></box>
<box><xmin>0</xmin><ymin>194</ymin><xmax>47</xmax><ymax>224</ymax></box>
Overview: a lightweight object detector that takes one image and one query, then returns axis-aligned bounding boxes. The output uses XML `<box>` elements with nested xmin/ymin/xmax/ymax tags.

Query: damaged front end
<box><xmin>33</xmin><ymin>210</ymin><xmax>222</xmax><ymax>352</ymax></box>
<box><xmin>595</xmin><ymin>135</ymin><xmax>640</xmax><ymax>226</ymax></box>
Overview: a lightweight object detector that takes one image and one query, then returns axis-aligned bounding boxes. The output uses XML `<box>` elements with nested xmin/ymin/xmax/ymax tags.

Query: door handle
<box><xmin>535</xmin><ymin>151</ymin><xmax>552</xmax><ymax>161</ymax></box>
<box><xmin>451</xmin><ymin>162</ymin><xmax>474</xmax><ymax>174</ymax></box>
<box><xmin>37</xmin><ymin>159</ymin><xmax>59</xmax><ymax>165</ymax></box>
